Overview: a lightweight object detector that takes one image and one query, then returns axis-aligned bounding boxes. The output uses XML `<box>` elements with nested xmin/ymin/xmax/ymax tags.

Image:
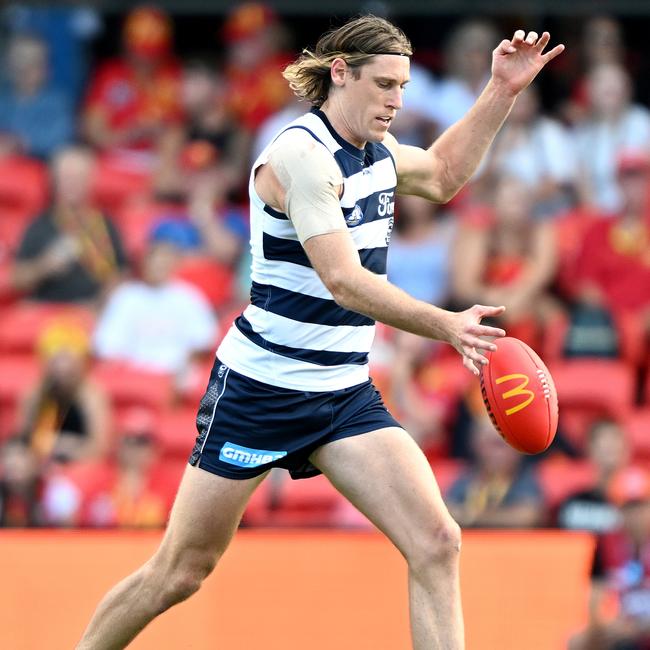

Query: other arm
<box><xmin>393</xmin><ymin>30</ymin><xmax>565</xmax><ymax>202</ymax></box>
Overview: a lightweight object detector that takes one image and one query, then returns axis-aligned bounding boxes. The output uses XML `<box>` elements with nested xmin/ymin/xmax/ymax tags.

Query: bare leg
<box><xmin>76</xmin><ymin>465</ymin><xmax>265</xmax><ymax>650</ymax></box>
<box><xmin>310</xmin><ymin>428</ymin><xmax>464</xmax><ymax>650</ymax></box>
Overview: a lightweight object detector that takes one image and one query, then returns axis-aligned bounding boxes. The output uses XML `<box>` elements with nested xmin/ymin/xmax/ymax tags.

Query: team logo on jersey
<box><xmin>220</xmin><ymin>442</ymin><xmax>288</xmax><ymax>468</ymax></box>
<box><xmin>345</xmin><ymin>204</ymin><xmax>364</xmax><ymax>226</ymax></box>
<box><xmin>378</xmin><ymin>191</ymin><xmax>395</xmax><ymax>217</ymax></box>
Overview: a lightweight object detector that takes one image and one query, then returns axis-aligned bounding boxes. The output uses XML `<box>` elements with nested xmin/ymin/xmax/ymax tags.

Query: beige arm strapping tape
<box><xmin>267</xmin><ymin>129</ymin><xmax>346</xmax><ymax>244</ymax></box>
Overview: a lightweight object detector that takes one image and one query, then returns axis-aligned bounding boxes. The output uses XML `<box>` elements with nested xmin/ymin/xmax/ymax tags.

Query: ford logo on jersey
<box><xmin>219</xmin><ymin>442</ymin><xmax>288</xmax><ymax>468</ymax></box>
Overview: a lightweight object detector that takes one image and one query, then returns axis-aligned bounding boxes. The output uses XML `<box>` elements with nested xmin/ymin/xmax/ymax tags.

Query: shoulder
<box><xmin>381</xmin><ymin>132</ymin><xmax>400</xmax><ymax>159</ymax></box>
<box><xmin>268</xmin><ymin>128</ymin><xmax>342</xmax><ymax>187</ymax></box>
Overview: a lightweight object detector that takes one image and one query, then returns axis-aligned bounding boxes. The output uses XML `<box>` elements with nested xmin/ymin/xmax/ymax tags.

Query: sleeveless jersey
<box><xmin>217</xmin><ymin>108</ymin><xmax>397</xmax><ymax>391</ymax></box>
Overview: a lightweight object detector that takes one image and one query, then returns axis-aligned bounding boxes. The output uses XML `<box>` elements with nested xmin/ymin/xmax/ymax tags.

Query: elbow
<box><xmin>323</xmin><ymin>270</ymin><xmax>358</xmax><ymax>311</ymax></box>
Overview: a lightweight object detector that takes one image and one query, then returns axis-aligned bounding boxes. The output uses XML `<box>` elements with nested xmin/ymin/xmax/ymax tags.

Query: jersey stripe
<box><xmin>235</xmin><ymin>315</ymin><xmax>369</xmax><ymax>366</ymax></box>
<box><xmin>218</xmin><ymin>107</ymin><xmax>397</xmax><ymax>391</ymax></box>
<box><xmin>250</xmin><ymin>281</ymin><xmax>373</xmax><ymax>327</ymax></box>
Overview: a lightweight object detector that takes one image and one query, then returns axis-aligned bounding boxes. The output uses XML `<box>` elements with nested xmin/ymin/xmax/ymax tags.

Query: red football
<box><xmin>479</xmin><ymin>337</ymin><xmax>559</xmax><ymax>454</ymax></box>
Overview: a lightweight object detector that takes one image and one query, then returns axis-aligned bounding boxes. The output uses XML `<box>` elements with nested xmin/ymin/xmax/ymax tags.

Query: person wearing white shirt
<box><xmin>93</xmin><ymin>241</ymin><xmax>218</xmax><ymax>374</ymax></box>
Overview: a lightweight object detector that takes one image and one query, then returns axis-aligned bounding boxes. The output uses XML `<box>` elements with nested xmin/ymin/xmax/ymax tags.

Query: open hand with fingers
<box><xmin>445</xmin><ymin>305</ymin><xmax>507</xmax><ymax>376</ymax></box>
<box><xmin>492</xmin><ymin>30</ymin><xmax>564</xmax><ymax>96</ymax></box>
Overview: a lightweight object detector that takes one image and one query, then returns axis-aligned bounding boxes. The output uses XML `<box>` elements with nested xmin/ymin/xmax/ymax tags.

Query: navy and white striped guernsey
<box><xmin>217</xmin><ymin>108</ymin><xmax>397</xmax><ymax>391</ymax></box>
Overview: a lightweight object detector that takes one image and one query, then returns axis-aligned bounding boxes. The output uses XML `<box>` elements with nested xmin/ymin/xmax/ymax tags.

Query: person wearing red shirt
<box><xmin>574</xmin><ymin>151</ymin><xmax>650</xmax><ymax>333</ymax></box>
<box><xmin>222</xmin><ymin>3</ymin><xmax>293</xmax><ymax>133</ymax></box>
<box><xmin>81</xmin><ymin>5</ymin><xmax>184</xmax><ymax>196</ymax></box>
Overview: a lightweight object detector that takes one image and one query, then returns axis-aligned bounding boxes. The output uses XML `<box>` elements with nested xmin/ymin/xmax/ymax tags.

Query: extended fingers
<box><xmin>465</xmin><ymin>323</ymin><xmax>507</xmax><ymax>338</ymax></box>
<box><xmin>473</xmin><ymin>304</ymin><xmax>506</xmax><ymax>319</ymax></box>
<box><xmin>461</xmin><ymin>334</ymin><xmax>497</xmax><ymax>352</ymax></box>
<box><xmin>542</xmin><ymin>43</ymin><xmax>565</xmax><ymax>63</ymax></box>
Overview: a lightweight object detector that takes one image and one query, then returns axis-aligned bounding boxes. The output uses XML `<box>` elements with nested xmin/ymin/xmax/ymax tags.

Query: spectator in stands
<box><xmin>0</xmin><ymin>33</ymin><xmax>74</xmax><ymax>159</ymax></box>
<box><xmin>43</xmin><ymin>407</ymin><xmax>177</xmax><ymax>528</ymax></box>
<box><xmin>479</xmin><ymin>84</ymin><xmax>577</xmax><ymax>218</ymax></box>
<box><xmin>81</xmin><ymin>6</ymin><xmax>184</xmax><ymax>193</ymax></box>
<box><xmin>11</xmin><ymin>145</ymin><xmax>127</xmax><ymax>303</ymax></box>
<box><xmin>2</xmin><ymin>4</ymin><xmax>102</xmax><ymax>105</ymax></box>
<box><xmin>560</xmin><ymin>16</ymin><xmax>626</xmax><ymax>126</ymax></box>
<box><xmin>93</xmin><ymin>231</ymin><xmax>217</xmax><ymax>376</ymax></box>
<box><xmin>451</xmin><ymin>176</ymin><xmax>558</xmax><ymax>349</ymax></box>
<box><xmin>179</xmin><ymin>59</ymin><xmax>249</xmax><ymax>197</ymax></box>
<box><xmin>18</xmin><ymin>320</ymin><xmax>109</xmax><ymax>464</ymax></box>
<box><xmin>445</xmin><ymin>414</ymin><xmax>545</xmax><ymax>528</ymax></box>
<box><xmin>573</xmin><ymin>150</ymin><xmax>650</xmax><ymax>337</ymax></box>
<box><xmin>574</xmin><ymin>62</ymin><xmax>650</xmax><ymax>212</ymax></box>
<box><xmin>557</xmin><ymin>419</ymin><xmax>629</xmax><ymax>533</ymax></box>
<box><xmin>222</xmin><ymin>3</ymin><xmax>293</xmax><ymax>135</ymax></box>
<box><xmin>429</xmin><ymin>20</ymin><xmax>496</xmax><ymax>132</ymax></box>
<box><xmin>0</xmin><ymin>438</ymin><xmax>42</xmax><ymax>527</ymax></box>
<box><xmin>388</xmin><ymin>195</ymin><xmax>455</xmax><ymax>306</ymax></box>
<box><xmin>569</xmin><ymin>467</ymin><xmax>650</xmax><ymax>650</ymax></box>
<box><xmin>388</xmin><ymin>61</ymin><xmax>440</xmax><ymax>148</ymax></box>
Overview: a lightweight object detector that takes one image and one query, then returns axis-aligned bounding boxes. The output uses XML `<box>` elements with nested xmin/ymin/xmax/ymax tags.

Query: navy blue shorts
<box><xmin>188</xmin><ymin>359</ymin><xmax>401</xmax><ymax>480</ymax></box>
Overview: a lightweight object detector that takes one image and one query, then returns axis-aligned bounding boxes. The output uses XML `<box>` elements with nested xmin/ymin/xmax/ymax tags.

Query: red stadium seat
<box><xmin>111</xmin><ymin>200</ymin><xmax>183</xmax><ymax>263</ymax></box>
<box><xmin>550</xmin><ymin>359</ymin><xmax>637</xmax><ymax>449</ymax></box>
<box><xmin>0</xmin><ymin>354</ymin><xmax>41</xmax><ymax>439</ymax></box>
<box><xmin>551</xmin><ymin>359</ymin><xmax>636</xmax><ymax>417</ymax></box>
<box><xmin>90</xmin><ymin>360</ymin><xmax>174</xmax><ymax>411</ymax></box>
<box><xmin>535</xmin><ymin>457</ymin><xmax>596</xmax><ymax>509</ymax></box>
<box><xmin>0</xmin><ymin>156</ymin><xmax>48</xmax><ymax>220</ymax></box>
<box><xmin>626</xmin><ymin>409</ymin><xmax>650</xmax><ymax>461</ymax></box>
<box><xmin>0</xmin><ymin>208</ymin><xmax>32</xmax><ymax>255</ymax></box>
<box><xmin>92</xmin><ymin>153</ymin><xmax>151</xmax><ymax>215</ymax></box>
<box><xmin>154</xmin><ymin>406</ymin><xmax>198</xmax><ymax>459</ymax></box>
<box><xmin>174</xmin><ymin>256</ymin><xmax>234</xmax><ymax>309</ymax></box>
<box><xmin>0</xmin><ymin>302</ymin><xmax>96</xmax><ymax>355</ymax></box>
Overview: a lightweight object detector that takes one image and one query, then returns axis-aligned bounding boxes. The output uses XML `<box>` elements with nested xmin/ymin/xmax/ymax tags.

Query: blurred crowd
<box><xmin>0</xmin><ymin>0</ymin><xmax>649</xmax><ymax>571</ymax></box>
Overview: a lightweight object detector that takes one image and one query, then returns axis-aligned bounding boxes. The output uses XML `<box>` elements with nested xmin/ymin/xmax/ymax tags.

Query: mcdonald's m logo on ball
<box><xmin>495</xmin><ymin>373</ymin><xmax>535</xmax><ymax>416</ymax></box>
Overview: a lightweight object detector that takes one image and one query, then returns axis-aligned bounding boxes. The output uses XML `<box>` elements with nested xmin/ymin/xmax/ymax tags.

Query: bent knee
<box><xmin>405</xmin><ymin>518</ymin><xmax>462</xmax><ymax>571</ymax></box>
<box><xmin>152</xmin><ymin>552</ymin><xmax>217</xmax><ymax>613</ymax></box>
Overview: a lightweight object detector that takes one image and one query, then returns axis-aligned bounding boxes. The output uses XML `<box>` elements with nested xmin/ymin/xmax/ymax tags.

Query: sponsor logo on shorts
<box><xmin>219</xmin><ymin>442</ymin><xmax>288</xmax><ymax>468</ymax></box>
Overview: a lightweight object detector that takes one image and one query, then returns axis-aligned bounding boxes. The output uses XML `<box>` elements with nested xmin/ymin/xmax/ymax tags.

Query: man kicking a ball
<box><xmin>77</xmin><ymin>15</ymin><xmax>563</xmax><ymax>649</ymax></box>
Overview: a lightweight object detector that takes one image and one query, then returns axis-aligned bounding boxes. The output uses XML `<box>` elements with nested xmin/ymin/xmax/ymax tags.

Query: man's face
<box><xmin>335</xmin><ymin>55</ymin><xmax>410</xmax><ymax>147</ymax></box>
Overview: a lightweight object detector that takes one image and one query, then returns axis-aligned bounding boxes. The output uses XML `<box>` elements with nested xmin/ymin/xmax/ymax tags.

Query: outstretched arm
<box><xmin>393</xmin><ymin>30</ymin><xmax>565</xmax><ymax>202</ymax></box>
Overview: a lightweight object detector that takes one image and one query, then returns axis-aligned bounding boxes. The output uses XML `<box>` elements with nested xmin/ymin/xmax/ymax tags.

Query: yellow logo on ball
<box><xmin>496</xmin><ymin>373</ymin><xmax>535</xmax><ymax>415</ymax></box>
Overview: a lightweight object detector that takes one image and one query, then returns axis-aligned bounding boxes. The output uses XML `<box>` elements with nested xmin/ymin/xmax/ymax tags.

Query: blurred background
<box><xmin>0</xmin><ymin>2</ymin><xmax>649</xmax><ymax>647</ymax></box>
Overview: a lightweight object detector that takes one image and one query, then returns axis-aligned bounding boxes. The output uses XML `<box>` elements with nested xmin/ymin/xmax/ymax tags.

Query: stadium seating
<box><xmin>624</xmin><ymin>408</ymin><xmax>650</xmax><ymax>461</ymax></box>
<box><xmin>550</xmin><ymin>359</ymin><xmax>637</xmax><ymax>448</ymax></box>
<box><xmin>0</xmin><ymin>156</ymin><xmax>48</xmax><ymax>221</ymax></box>
<box><xmin>0</xmin><ymin>354</ymin><xmax>41</xmax><ymax>439</ymax></box>
<box><xmin>92</xmin><ymin>153</ymin><xmax>151</xmax><ymax>215</ymax></box>
<box><xmin>0</xmin><ymin>302</ymin><xmax>96</xmax><ymax>355</ymax></box>
<box><xmin>90</xmin><ymin>360</ymin><xmax>174</xmax><ymax>412</ymax></box>
<box><xmin>535</xmin><ymin>457</ymin><xmax>596</xmax><ymax>509</ymax></box>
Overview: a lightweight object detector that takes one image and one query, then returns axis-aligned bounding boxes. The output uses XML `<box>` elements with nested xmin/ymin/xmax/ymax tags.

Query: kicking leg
<box><xmin>310</xmin><ymin>428</ymin><xmax>463</xmax><ymax>650</ymax></box>
<box><xmin>76</xmin><ymin>465</ymin><xmax>265</xmax><ymax>650</ymax></box>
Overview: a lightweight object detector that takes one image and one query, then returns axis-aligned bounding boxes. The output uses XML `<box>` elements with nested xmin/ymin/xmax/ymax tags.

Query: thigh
<box><xmin>309</xmin><ymin>428</ymin><xmax>453</xmax><ymax>555</ymax></box>
<box><xmin>155</xmin><ymin>464</ymin><xmax>266</xmax><ymax>565</ymax></box>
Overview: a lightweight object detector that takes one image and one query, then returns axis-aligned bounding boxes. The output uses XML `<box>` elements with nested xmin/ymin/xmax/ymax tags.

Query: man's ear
<box><xmin>330</xmin><ymin>57</ymin><xmax>348</xmax><ymax>88</ymax></box>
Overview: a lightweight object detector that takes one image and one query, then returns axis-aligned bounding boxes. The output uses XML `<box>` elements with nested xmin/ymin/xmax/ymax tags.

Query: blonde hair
<box><xmin>283</xmin><ymin>15</ymin><xmax>412</xmax><ymax>108</ymax></box>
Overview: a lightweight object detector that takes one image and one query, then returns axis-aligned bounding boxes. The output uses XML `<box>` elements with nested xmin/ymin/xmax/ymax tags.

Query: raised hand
<box><xmin>492</xmin><ymin>30</ymin><xmax>564</xmax><ymax>97</ymax></box>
